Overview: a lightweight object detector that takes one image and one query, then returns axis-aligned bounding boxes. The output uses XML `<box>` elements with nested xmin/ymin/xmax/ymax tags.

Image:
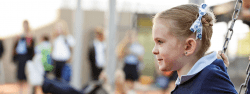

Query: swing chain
<box><xmin>222</xmin><ymin>0</ymin><xmax>243</xmax><ymax>54</ymax></box>
<box><xmin>222</xmin><ymin>0</ymin><xmax>248</xmax><ymax>93</ymax></box>
<box><xmin>230</xmin><ymin>0</ymin><xmax>250</xmax><ymax>93</ymax></box>
<box><xmin>239</xmin><ymin>61</ymin><xmax>250</xmax><ymax>94</ymax></box>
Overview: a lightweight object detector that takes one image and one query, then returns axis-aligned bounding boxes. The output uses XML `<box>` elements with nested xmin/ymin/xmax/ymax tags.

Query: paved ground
<box><xmin>0</xmin><ymin>82</ymin><xmax>44</xmax><ymax>94</ymax></box>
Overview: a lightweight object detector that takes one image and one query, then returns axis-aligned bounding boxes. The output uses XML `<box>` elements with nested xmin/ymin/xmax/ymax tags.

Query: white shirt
<box><xmin>35</xmin><ymin>41</ymin><xmax>51</xmax><ymax>54</ymax></box>
<box><xmin>52</xmin><ymin>35</ymin><xmax>75</xmax><ymax>61</ymax></box>
<box><xmin>124</xmin><ymin>42</ymin><xmax>144</xmax><ymax>65</ymax></box>
<box><xmin>93</xmin><ymin>39</ymin><xmax>106</xmax><ymax>68</ymax></box>
<box><xmin>129</xmin><ymin>42</ymin><xmax>144</xmax><ymax>56</ymax></box>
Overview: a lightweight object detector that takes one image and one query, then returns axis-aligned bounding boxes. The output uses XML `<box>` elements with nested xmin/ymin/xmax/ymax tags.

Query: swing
<box><xmin>220</xmin><ymin>0</ymin><xmax>247</xmax><ymax>93</ymax></box>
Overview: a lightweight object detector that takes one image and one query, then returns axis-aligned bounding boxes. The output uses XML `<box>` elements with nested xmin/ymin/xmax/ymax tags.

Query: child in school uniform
<box><xmin>152</xmin><ymin>3</ymin><xmax>237</xmax><ymax>94</ymax></box>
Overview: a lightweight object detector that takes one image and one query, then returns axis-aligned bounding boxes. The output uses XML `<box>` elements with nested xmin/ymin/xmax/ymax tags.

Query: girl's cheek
<box><xmin>159</xmin><ymin>48</ymin><xmax>163</xmax><ymax>56</ymax></box>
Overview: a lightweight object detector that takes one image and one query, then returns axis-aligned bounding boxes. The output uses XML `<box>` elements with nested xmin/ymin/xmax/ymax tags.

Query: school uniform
<box><xmin>13</xmin><ymin>37</ymin><xmax>35</xmax><ymax>81</ymax></box>
<box><xmin>88</xmin><ymin>39</ymin><xmax>106</xmax><ymax>80</ymax></box>
<box><xmin>123</xmin><ymin>42</ymin><xmax>144</xmax><ymax>81</ymax></box>
<box><xmin>52</xmin><ymin>35</ymin><xmax>75</xmax><ymax>80</ymax></box>
<box><xmin>35</xmin><ymin>41</ymin><xmax>53</xmax><ymax>75</ymax></box>
<box><xmin>171</xmin><ymin>52</ymin><xmax>237</xmax><ymax>94</ymax></box>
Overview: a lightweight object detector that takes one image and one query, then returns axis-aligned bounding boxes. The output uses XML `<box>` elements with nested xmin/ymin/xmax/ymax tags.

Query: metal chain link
<box><xmin>239</xmin><ymin>61</ymin><xmax>250</xmax><ymax>94</ymax></box>
<box><xmin>222</xmin><ymin>0</ymin><xmax>243</xmax><ymax>54</ymax></box>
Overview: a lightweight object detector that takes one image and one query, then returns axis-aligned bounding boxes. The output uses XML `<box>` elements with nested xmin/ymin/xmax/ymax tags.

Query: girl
<box><xmin>13</xmin><ymin>20</ymin><xmax>35</xmax><ymax>94</ymax></box>
<box><xmin>152</xmin><ymin>3</ymin><xmax>237</xmax><ymax>93</ymax></box>
<box><xmin>88</xmin><ymin>27</ymin><xmax>106</xmax><ymax>81</ymax></box>
<box><xmin>51</xmin><ymin>20</ymin><xmax>75</xmax><ymax>81</ymax></box>
<box><xmin>116</xmin><ymin>30</ymin><xmax>144</xmax><ymax>93</ymax></box>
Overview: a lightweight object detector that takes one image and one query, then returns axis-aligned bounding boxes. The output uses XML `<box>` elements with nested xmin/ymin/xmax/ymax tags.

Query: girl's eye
<box><xmin>157</xmin><ymin>40</ymin><xmax>163</xmax><ymax>44</ymax></box>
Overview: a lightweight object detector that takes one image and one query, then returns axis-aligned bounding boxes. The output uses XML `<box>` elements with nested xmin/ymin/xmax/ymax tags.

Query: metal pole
<box><xmin>106</xmin><ymin>0</ymin><xmax>117</xmax><ymax>91</ymax></box>
<box><xmin>71</xmin><ymin>0</ymin><xmax>83</xmax><ymax>90</ymax></box>
<box><xmin>189</xmin><ymin>0</ymin><xmax>204</xmax><ymax>4</ymax></box>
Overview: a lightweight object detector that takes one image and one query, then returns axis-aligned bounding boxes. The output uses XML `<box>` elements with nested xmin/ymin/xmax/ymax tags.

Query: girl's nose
<box><xmin>152</xmin><ymin>46</ymin><xmax>159</xmax><ymax>55</ymax></box>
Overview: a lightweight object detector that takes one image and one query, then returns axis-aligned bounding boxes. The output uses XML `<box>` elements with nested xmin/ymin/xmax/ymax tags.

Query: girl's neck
<box><xmin>177</xmin><ymin>56</ymin><xmax>199</xmax><ymax>78</ymax></box>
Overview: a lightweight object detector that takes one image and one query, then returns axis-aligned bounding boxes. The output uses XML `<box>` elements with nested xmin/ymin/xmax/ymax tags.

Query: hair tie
<box><xmin>190</xmin><ymin>3</ymin><xmax>208</xmax><ymax>40</ymax></box>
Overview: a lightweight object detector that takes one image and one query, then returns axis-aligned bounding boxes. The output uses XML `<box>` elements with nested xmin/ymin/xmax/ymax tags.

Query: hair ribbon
<box><xmin>190</xmin><ymin>3</ymin><xmax>208</xmax><ymax>40</ymax></box>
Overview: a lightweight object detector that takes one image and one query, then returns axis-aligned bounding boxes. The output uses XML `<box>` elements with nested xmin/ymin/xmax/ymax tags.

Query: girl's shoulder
<box><xmin>205</xmin><ymin>59</ymin><xmax>227</xmax><ymax>73</ymax></box>
<box><xmin>198</xmin><ymin>59</ymin><xmax>228</xmax><ymax>80</ymax></box>
<box><xmin>197</xmin><ymin>59</ymin><xmax>237</xmax><ymax>93</ymax></box>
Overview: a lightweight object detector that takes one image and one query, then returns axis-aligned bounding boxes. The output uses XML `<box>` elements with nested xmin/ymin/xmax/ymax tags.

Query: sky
<box><xmin>0</xmin><ymin>0</ymin><xmax>236</xmax><ymax>38</ymax></box>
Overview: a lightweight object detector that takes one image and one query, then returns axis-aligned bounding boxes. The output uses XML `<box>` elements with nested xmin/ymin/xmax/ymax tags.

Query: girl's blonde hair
<box><xmin>153</xmin><ymin>4</ymin><xmax>216</xmax><ymax>58</ymax></box>
<box><xmin>52</xmin><ymin>19</ymin><xmax>69</xmax><ymax>38</ymax></box>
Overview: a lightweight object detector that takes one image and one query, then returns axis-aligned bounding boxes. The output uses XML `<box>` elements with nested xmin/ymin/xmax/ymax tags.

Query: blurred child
<box><xmin>88</xmin><ymin>27</ymin><xmax>106</xmax><ymax>81</ymax></box>
<box><xmin>152</xmin><ymin>3</ymin><xmax>237</xmax><ymax>93</ymax></box>
<box><xmin>25</xmin><ymin>35</ymin><xmax>52</xmax><ymax>94</ymax></box>
<box><xmin>35</xmin><ymin>35</ymin><xmax>53</xmax><ymax>75</ymax></box>
<box><xmin>116</xmin><ymin>30</ymin><xmax>144</xmax><ymax>93</ymax></box>
<box><xmin>13</xmin><ymin>20</ymin><xmax>35</xmax><ymax>94</ymax></box>
<box><xmin>51</xmin><ymin>20</ymin><xmax>75</xmax><ymax>81</ymax></box>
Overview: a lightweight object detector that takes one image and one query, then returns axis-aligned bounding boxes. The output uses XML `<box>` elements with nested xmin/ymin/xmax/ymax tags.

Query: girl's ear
<box><xmin>184</xmin><ymin>38</ymin><xmax>197</xmax><ymax>56</ymax></box>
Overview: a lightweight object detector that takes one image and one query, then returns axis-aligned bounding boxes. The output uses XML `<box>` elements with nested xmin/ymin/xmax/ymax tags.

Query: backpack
<box><xmin>41</xmin><ymin>49</ymin><xmax>54</xmax><ymax>72</ymax></box>
<box><xmin>16</xmin><ymin>38</ymin><xmax>27</xmax><ymax>55</ymax></box>
<box><xmin>61</xmin><ymin>63</ymin><xmax>71</xmax><ymax>82</ymax></box>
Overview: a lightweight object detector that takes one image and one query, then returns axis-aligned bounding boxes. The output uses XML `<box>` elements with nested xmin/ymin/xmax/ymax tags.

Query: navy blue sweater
<box><xmin>172</xmin><ymin>59</ymin><xmax>237</xmax><ymax>94</ymax></box>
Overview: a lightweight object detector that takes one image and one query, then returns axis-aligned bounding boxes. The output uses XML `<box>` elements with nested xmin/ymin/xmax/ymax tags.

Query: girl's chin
<box><xmin>159</xmin><ymin>68</ymin><xmax>167</xmax><ymax>71</ymax></box>
<box><xmin>159</xmin><ymin>65</ymin><xmax>172</xmax><ymax>71</ymax></box>
<box><xmin>159</xmin><ymin>66</ymin><xmax>168</xmax><ymax>71</ymax></box>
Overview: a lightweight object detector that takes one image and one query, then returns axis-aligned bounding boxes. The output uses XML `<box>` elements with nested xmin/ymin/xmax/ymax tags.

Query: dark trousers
<box><xmin>92</xmin><ymin>68</ymin><xmax>102</xmax><ymax>81</ymax></box>
<box><xmin>17</xmin><ymin>54</ymin><xmax>29</xmax><ymax>80</ymax></box>
<box><xmin>123</xmin><ymin>63</ymin><xmax>139</xmax><ymax>81</ymax></box>
<box><xmin>53</xmin><ymin>60</ymin><xmax>66</xmax><ymax>80</ymax></box>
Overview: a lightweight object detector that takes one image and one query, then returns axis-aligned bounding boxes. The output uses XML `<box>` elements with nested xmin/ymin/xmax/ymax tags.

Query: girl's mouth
<box><xmin>158</xmin><ymin>59</ymin><xmax>163</xmax><ymax>61</ymax></box>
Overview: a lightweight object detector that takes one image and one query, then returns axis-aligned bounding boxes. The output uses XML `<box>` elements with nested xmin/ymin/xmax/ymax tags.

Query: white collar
<box><xmin>175</xmin><ymin>51</ymin><xmax>217</xmax><ymax>85</ymax></box>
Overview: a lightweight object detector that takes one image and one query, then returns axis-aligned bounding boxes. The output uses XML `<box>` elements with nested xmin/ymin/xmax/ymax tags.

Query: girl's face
<box><xmin>55</xmin><ymin>23</ymin><xmax>63</xmax><ymax>34</ymax></box>
<box><xmin>152</xmin><ymin>19</ymin><xmax>185</xmax><ymax>71</ymax></box>
<box><xmin>23</xmin><ymin>22</ymin><xmax>29</xmax><ymax>33</ymax></box>
<box><xmin>95</xmin><ymin>31</ymin><xmax>105</xmax><ymax>42</ymax></box>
